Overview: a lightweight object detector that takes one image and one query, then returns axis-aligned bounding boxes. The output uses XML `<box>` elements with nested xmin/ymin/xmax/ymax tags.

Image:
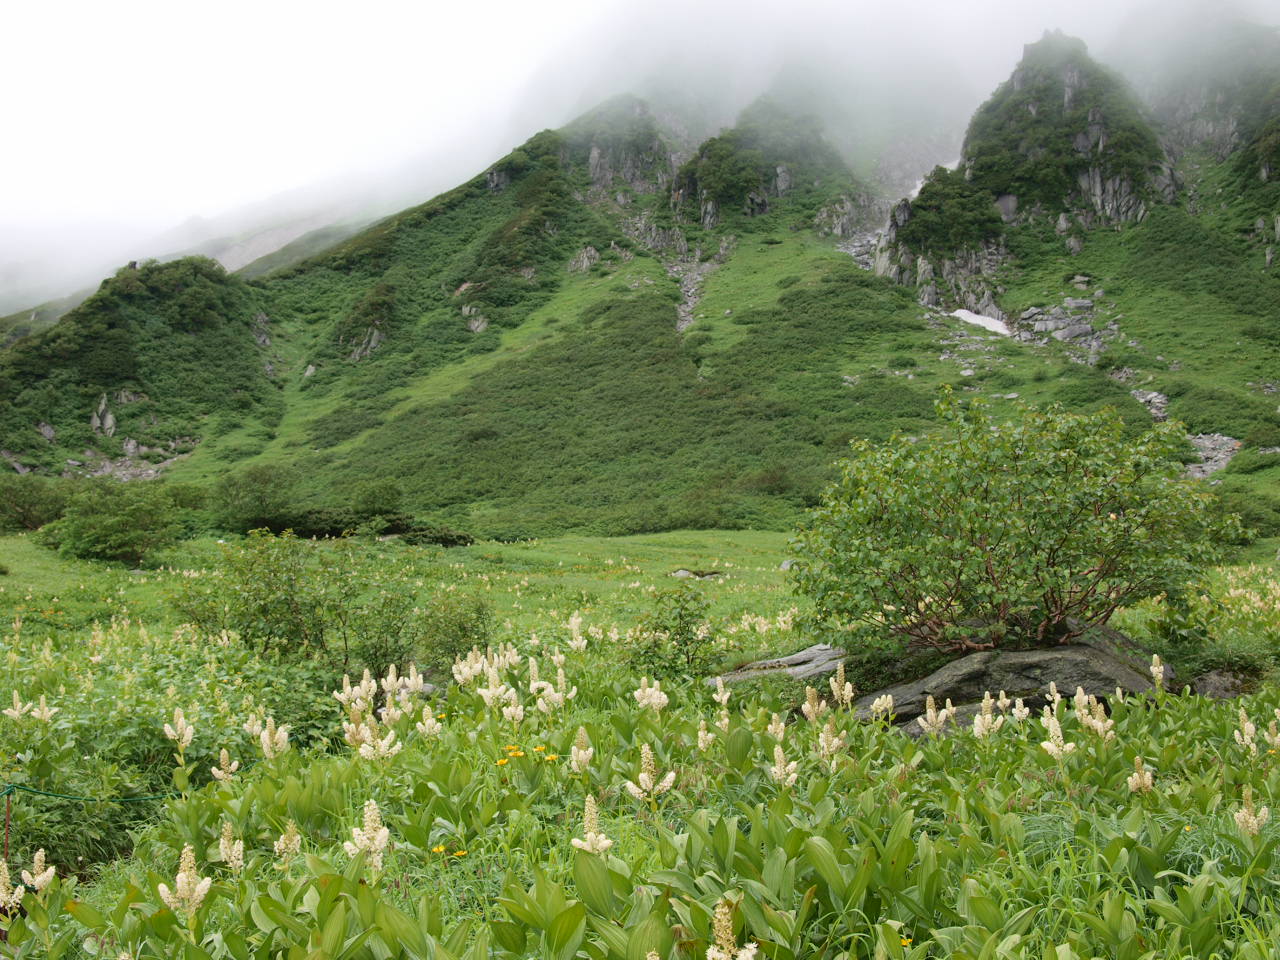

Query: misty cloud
<box><xmin>2</xmin><ymin>0</ymin><xmax>1277</xmax><ymax>315</ymax></box>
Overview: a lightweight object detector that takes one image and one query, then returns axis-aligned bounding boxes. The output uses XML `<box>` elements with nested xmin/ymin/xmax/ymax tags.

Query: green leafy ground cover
<box><xmin>0</xmin><ymin>526</ymin><xmax>1278</xmax><ymax>958</ymax></box>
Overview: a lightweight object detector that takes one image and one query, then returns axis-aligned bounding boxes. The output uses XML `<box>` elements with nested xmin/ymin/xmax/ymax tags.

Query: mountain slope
<box><xmin>0</xmin><ymin>257</ymin><xmax>276</xmax><ymax>477</ymax></box>
<box><xmin>875</xmin><ymin>31</ymin><xmax>1173</xmax><ymax>317</ymax></box>
<box><xmin>3</xmin><ymin>79</ymin><xmax>1278</xmax><ymax>538</ymax></box>
<box><xmin>866</xmin><ymin>30</ymin><xmax>1280</xmax><ymax>535</ymax></box>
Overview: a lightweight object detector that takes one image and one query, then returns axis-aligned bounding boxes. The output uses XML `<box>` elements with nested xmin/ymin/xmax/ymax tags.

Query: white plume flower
<box><xmin>570</xmin><ymin>795</ymin><xmax>612</xmax><ymax>855</ymax></box>
<box><xmin>916</xmin><ymin>695</ymin><xmax>950</xmax><ymax>736</ymax></box>
<box><xmin>623</xmin><ymin>743</ymin><xmax>675</xmax><ymax>802</ymax></box>
<box><xmin>1040</xmin><ymin>715</ymin><xmax>1076</xmax><ymax>760</ymax></box>
<box><xmin>1127</xmin><ymin>756</ymin><xmax>1154</xmax><ymax>794</ymax></box>
<box><xmin>770</xmin><ymin>744</ymin><xmax>799</xmax><ymax>787</ymax></box>
<box><xmin>219</xmin><ymin>821</ymin><xmax>244</xmax><ymax>874</ymax></box>
<box><xmin>211</xmin><ymin>749</ymin><xmax>239</xmax><ymax>782</ymax></box>
<box><xmin>258</xmin><ymin>716</ymin><xmax>290</xmax><ymax>759</ymax></box>
<box><xmin>163</xmin><ymin>707</ymin><xmax>195</xmax><ymax>751</ymax></box>
<box><xmin>20</xmin><ymin>849</ymin><xmax>54</xmax><ymax>893</ymax></box>
<box><xmin>343</xmin><ymin>799</ymin><xmax>391</xmax><ymax>872</ymax></box>
<box><xmin>571</xmin><ymin>726</ymin><xmax>594</xmax><ymax>774</ymax></box>
<box><xmin>633</xmin><ymin>677</ymin><xmax>669</xmax><ymax>713</ymax></box>
<box><xmin>1235</xmin><ymin>786</ymin><xmax>1271</xmax><ymax>837</ymax></box>
<box><xmin>158</xmin><ymin>845</ymin><xmax>211</xmax><ymax>920</ymax></box>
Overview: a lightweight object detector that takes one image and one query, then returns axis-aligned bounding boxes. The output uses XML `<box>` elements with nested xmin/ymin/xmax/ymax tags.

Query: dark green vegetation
<box><xmin>2</xmin><ymin>52</ymin><xmax>1278</xmax><ymax>546</ymax></box>
<box><xmin>895</xmin><ymin>167</ymin><xmax>1005</xmax><ymax>254</ymax></box>
<box><xmin>964</xmin><ymin>32</ymin><xmax>1162</xmax><ymax>211</ymax></box>
<box><xmin>0</xmin><ymin>257</ymin><xmax>275</xmax><ymax>472</ymax></box>
<box><xmin>896</xmin><ymin>32</ymin><xmax>1164</xmax><ymax>259</ymax></box>
<box><xmin>793</xmin><ymin>398</ymin><xmax>1235</xmax><ymax>652</ymax></box>
<box><xmin>675</xmin><ymin>98</ymin><xmax>852</xmax><ymax>216</ymax></box>
<box><xmin>996</xmin><ymin>197</ymin><xmax>1280</xmax><ymax>538</ymax></box>
<box><xmin>873</xmin><ymin>30</ymin><xmax>1280</xmax><ymax>542</ymax></box>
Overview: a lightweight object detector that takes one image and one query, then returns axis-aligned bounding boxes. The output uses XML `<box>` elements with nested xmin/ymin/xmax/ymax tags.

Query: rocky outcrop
<box><xmin>709</xmin><ymin>644</ymin><xmax>847</xmax><ymax>686</ymax></box>
<box><xmin>1071</xmin><ymin>162</ymin><xmax>1176</xmax><ymax>223</ymax></box>
<box><xmin>699</xmin><ymin>194</ymin><xmax>719</xmax><ymax>229</ymax></box>
<box><xmin>621</xmin><ymin>212</ymin><xmax>689</xmax><ymax>257</ymax></box>
<box><xmin>347</xmin><ymin>326</ymin><xmax>384</xmax><ymax>361</ymax></box>
<box><xmin>875</xmin><ymin>204</ymin><xmax>1008</xmax><ymax>319</ymax></box>
<box><xmin>852</xmin><ymin>640</ymin><xmax>1157</xmax><ymax>725</ymax></box>
<box><xmin>460</xmin><ymin>304</ymin><xmax>489</xmax><ymax>333</ymax></box>
<box><xmin>815</xmin><ymin>194</ymin><xmax>885</xmax><ymax>242</ymax></box>
<box><xmin>580</xmin><ymin>133</ymin><xmax>676</xmax><ymax>198</ymax></box>
<box><xmin>568</xmin><ymin>246</ymin><xmax>601</xmax><ymax>273</ymax></box>
<box><xmin>1011</xmin><ymin>299</ymin><xmax>1101</xmax><ymax>348</ymax></box>
<box><xmin>1</xmin><ymin>451</ymin><xmax>30</xmax><ymax>474</ymax></box>
<box><xmin>1193</xmin><ymin>670</ymin><xmax>1250</xmax><ymax>699</ymax></box>
<box><xmin>875</xmin><ymin>33</ymin><xmax>1170</xmax><ymax>312</ymax></box>
<box><xmin>485</xmin><ymin>169</ymin><xmax>510</xmax><ymax>192</ymax></box>
<box><xmin>772</xmin><ymin>165</ymin><xmax>792</xmax><ymax>195</ymax></box>
<box><xmin>1187</xmin><ymin>434</ymin><xmax>1241</xmax><ymax>478</ymax></box>
<box><xmin>252</xmin><ymin>312</ymin><xmax>271</xmax><ymax>347</ymax></box>
<box><xmin>90</xmin><ymin>393</ymin><xmax>117</xmax><ymax>437</ymax></box>
<box><xmin>1130</xmin><ymin>389</ymin><xmax>1169</xmax><ymax>421</ymax></box>
<box><xmin>669</xmin><ymin>236</ymin><xmax>735</xmax><ymax>332</ymax></box>
<box><xmin>61</xmin><ymin>436</ymin><xmax>197</xmax><ymax>482</ymax></box>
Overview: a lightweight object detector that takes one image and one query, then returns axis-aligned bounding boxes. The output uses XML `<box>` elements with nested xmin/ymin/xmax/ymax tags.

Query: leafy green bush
<box><xmin>418</xmin><ymin>592</ymin><xmax>494</xmax><ymax>673</ymax></box>
<box><xmin>792</xmin><ymin>392</ymin><xmax>1238</xmax><ymax>652</ymax></box>
<box><xmin>624</xmin><ymin>583</ymin><xmax>717</xmax><ymax>677</ymax></box>
<box><xmin>401</xmin><ymin>524</ymin><xmax>475</xmax><ymax>547</ymax></box>
<box><xmin>0</xmin><ymin>617</ymin><xmax>333</xmax><ymax>868</ymax></box>
<box><xmin>895</xmin><ymin>167</ymin><xmax>1004</xmax><ymax>256</ymax></box>
<box><xmin>210</xmin><ymin>463</ymin><xmax>299</xmax><ymax>533</ymax></box>
<box><xmin>0</xmin><ymin>474</ymin><xmax>76</xmax><ymax>531</ymax></box>
<box><xmin>36</xmin><ymin>480</ymin><xmax>180</xmax><ymax>565</ymax></box>
<box><xmin>169</xmin><ymin>531</ymin><xmax>489</xmax><ymax>674</ymax></box>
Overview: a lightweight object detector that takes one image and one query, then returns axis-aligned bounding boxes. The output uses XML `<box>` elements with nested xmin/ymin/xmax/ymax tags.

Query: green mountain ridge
<box><xmin>3</xmin><ymin>57</ymin><xmax>1279</xmax><ymax>539</ymax></box>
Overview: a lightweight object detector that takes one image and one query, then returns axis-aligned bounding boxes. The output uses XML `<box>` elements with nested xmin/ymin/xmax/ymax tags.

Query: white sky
<box><xmin>1</xmin><ymin>0</ymin><xmax>603</xmax><ymax>227</ymax></box>
<box><xmin>2</xmin><ymin>0</ymin><xmax>1277</xmax><ymax>306</ymax></box>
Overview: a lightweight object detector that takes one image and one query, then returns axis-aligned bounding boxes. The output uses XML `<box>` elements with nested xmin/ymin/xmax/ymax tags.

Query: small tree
<box><xmin>0</xmin><ymin>474</ymin><xmax>77</xmax><ymax>531</ymax></box>
<box><xmin>791</xmin><ymin>392</ymin><xmax>1238</xmax><ymax>652</ymax></box>
<box><xmin>37</xmin><ymin>480</ymin><xmax>180</xmax><ymax>565</ymax></box>
<box><xmin>624</xmin><ymin>583</ymin><xmax>718</xmax><ymax>678</ymax></box>
<box><xmin>210</xmin><ymin>463</ymin><xmax>298</xmax><ymax>533</ymax></box>
<box><xmin>169</xmin><ymin>530</ymin><xmax>491</xmax><ymax>674</ymax></box>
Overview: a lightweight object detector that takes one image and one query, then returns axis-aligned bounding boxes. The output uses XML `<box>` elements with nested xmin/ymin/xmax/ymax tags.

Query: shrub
<box><xmin>418</xmin><ymin>592</ymin><xmax>493</xmax><ymax>672</ymax></box>
<box><xmin>895</xmin><ymin>166</ymin><xmax>1004</xmax><ymax>256</ymax></box>
<box><xmin>37</xmin><ymin>480</ymin><xmax>180</xmax><ymax>565</ymax></box>
<box><xmin>791</xmin><ymin>391</ymin><xmax>1239</xmax><ymax>652</ymax></box>
<box><xmin>169</xmin><ymin>530</ymin><xmax>490</xmax><ymax>674</ymax></box>
<box><xmin>210</xmin><ymin>463</ymin><xmax>299</xmax><ymax>533</ymax></box>
<box><xmin>401</xmin><ymin>524</ymin><xmax>475</xmax><ymax>547</ymax></box>
<box><xmin>0</xmin><ymin>474</ymin><xmax>76</xmax><ymax>531</ymax></box>
<box><xmin>624</xmin><ymin>583</ymin><xmax>717</xmax><ymax>677</ymax></box>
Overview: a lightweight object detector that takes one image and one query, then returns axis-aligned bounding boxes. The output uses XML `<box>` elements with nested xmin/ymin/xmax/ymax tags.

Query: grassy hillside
<box><xmin>0</xmin><ymin>257</ymin><xmax>276</xmax><ymax>472</ymax></box>
<box><xmin>2</xmin><ymin>86</ymin><xmax>1278</xmax><ymax>538</ymax></box>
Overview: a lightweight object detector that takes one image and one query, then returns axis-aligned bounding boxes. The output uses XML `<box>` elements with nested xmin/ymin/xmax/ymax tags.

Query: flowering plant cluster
<box><xmin>2</xmin><ymin>547</ymin><xmax>1279</xmax><ymax>959</ymax></box>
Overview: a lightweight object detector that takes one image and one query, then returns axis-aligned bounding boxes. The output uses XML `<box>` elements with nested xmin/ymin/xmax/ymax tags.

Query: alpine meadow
<box><xmin>2</xmin><ymin>1</ymin><xmax>1280</xmax><ymax>957</ymax></box>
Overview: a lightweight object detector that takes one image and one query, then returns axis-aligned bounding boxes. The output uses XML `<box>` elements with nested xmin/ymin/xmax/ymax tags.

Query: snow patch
<box><xmin>951</xmin><ymin>309</ymin><xmax>1010</xmax><ymax>337</ymax></box>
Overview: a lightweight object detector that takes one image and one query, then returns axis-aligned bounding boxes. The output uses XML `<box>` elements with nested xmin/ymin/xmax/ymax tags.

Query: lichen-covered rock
<box><xmin>853</xmin><ymin>642</ymin><xmax>1154</xmax><ymax>724</ymax></box>
<box><xmin>710</xmin><ymin>644</ymin><xmax>847</xmax><ymax>686</ymax></box>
